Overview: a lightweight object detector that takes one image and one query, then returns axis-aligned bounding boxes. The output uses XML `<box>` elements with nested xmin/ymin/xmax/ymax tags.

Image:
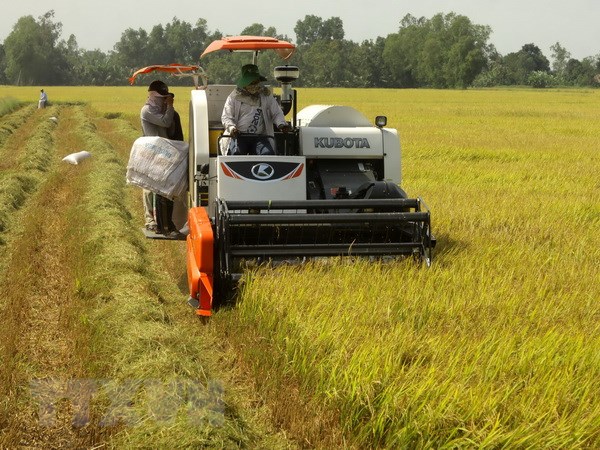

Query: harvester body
<box><xmin>185</xmin><ymin>37</ymin><xmax>435</xmax><ymax>317</ymax></box>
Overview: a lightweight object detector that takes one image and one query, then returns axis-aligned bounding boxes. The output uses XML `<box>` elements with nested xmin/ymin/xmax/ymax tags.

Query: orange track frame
<box><xmin>186</xmin><ymin>207</ymin><xmax>214</xmax><ymax>316</ymax></box>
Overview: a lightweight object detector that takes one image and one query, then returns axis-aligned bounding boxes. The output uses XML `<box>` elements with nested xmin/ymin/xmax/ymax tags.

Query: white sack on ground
<box><xmin>126</xmin><ymin>136</ymin><xmax>188</xmax><ymax>200</ymax></box>
<box><xmin>62</xmin><ymin>151</ymin><xmax>91</xmax><ymax>165</ymax></box>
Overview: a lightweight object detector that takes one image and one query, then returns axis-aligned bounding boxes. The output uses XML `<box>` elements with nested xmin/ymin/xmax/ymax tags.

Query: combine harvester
<box><xmin>135</xmin><ymin>36</ymin><xmax>436</xmax><ymax>318</ymax></box>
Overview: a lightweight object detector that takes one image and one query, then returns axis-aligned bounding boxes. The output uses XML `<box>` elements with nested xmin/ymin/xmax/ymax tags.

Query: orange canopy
<box><xmin>128</xmin><ymin>63</ymin><xmax>201</xmax><ymax>85</ymax></box>
<box><xmin>200</xmin><ymin>36</ymin><xmax>295</xmax><ymax>60</ymax></box>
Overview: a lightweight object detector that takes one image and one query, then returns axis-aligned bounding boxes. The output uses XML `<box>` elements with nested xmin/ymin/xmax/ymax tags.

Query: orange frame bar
<box><xmin>186</xmin><ymin>207</ymin><xmax>214</xmax><ymax>316</ymax></box>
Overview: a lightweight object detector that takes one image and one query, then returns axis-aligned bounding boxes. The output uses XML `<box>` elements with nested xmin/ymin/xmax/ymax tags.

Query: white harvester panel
<box><xmin>299</xmin><ymin>127</ymin><xmax>384</xmax><ymax>158</ymax></box>
<box><xmin>211</xmin><ymin>155</ymin><xmax>306</xmax><ymax>205</ymax></box>
<box><xmin>296</xmin><ymin>105</ymin><xmax>373</xmax><ymax>127</ymax></box>
<box><xmin>295</xmin><ymin>104</ymin><xmax>401</xmax><ymax>183</ymax></box>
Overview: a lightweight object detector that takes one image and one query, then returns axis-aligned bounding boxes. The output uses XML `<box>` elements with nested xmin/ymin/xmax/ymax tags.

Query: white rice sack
<box><xmin>126</xmin><ymin>137</ymin><xmax>188</xmax><ymax>200</ymax></box>
<box><xmin>62</xmin><ymin>151</ymin><xmax>91</xmax><ymax>165</ymax></box>
<box><xmin>126</xmin><ymin>169</ymin><xmax>188</xmax><ymax>200</ymax></box>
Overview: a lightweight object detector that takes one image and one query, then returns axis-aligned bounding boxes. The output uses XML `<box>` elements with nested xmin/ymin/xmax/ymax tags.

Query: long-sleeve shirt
<box><xmin>141</xmin><ymin>103</ymin><xmax>174</xmax><ymax>137</ymax></box>
<box><xmin>222</xmin><ymin>89</ymin><xmax>287</xmax><ymax>138</ymax></box>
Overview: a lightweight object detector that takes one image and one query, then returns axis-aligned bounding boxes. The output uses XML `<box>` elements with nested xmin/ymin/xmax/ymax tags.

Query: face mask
<box><xmin>245</xmin><ymin>83</ymin><xmax>262</xmax><ymax>95</ymax></box>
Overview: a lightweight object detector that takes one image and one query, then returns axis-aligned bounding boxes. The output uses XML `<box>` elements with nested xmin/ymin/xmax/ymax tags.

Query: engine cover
<box><xmin>299</xmin><ymin>127</ymin><xmax>384</xmax><ymax>159</ymax></box>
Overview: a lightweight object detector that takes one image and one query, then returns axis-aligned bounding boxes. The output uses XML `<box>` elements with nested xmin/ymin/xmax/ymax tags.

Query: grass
<box><xmin>0</xmin><ymin>86</ymin><xmax>598</xmax><ymax>448</ymax></box>
<box><xmin>0</xmin><ymin>105</ymin><xmax>57</xmax><ymax>236</ymax></box>
<box><xmin>0</xmin><ymin>97</ymin><xmax>22</xmax><ymax>116</ymax></box>
<box><xmin>225</xmin><ymin>255</ymin><xmax>599</xmax><ymax>447</ymax></box>
<box><xmin>58</xmin><ymin>106</ymin><xmax>292</xmax><ymax>448</ymax></box>
<box><xmin>0</xmin><ymin>99</ymin><xmax>294</xmax><ymax>447</ymax></box>
<box><xmin>217</xmin><ymin>87</ymin><xmax>600</xmax><ymax>448</ymax></box>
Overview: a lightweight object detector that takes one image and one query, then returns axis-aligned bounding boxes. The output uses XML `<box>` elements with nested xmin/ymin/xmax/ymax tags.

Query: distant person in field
<box><xmin>38</xmin><ymin>89</ymin><xmax>48</xmax><ymax>109</ymax></box>
<box><xmin>140</xmin><ymin>79</ymin><xmax>181</xmax><ymax>236</ymax></box>
<box><xmin>221</xmin><ymin>64</ymin><xmax>289</xmax><ymax>155</ymax></box>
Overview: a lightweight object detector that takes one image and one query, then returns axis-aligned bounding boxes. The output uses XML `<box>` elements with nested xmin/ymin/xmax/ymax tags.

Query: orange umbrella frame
<box><xmin>129</xmin><ymin>37</ymin><xmax>295</xmax><ymax>88</ymax></box>
<box><xmin>128</xmin><ymin>63</ymin><xmax>208</xmax><ymax>88</ymax></box>
<box><xmin>200</xmin><ymin>35</ymin><xmax>296</xmax><ymax>60</ymax></box>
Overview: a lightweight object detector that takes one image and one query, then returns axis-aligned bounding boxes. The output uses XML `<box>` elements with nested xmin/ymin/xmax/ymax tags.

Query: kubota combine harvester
<box><xmin>133</xmin><ymin>36</ymin><xmax>435</xmax><ymax>318</ymax></box>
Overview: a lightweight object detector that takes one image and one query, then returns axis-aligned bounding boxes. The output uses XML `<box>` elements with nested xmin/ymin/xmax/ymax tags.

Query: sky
<box><xmin>1</xmin><ymin>0</ymin><xmax>598</xmax><ymax>61</ymax></box>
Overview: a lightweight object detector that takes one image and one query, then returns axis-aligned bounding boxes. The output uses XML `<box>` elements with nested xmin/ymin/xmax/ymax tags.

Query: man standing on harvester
<box><xmin>221</xmin><ymin>64</ymin><xmax>290</xmax><ymax>155</ymax></box>
<box><xmin>140</xmin><ymin>80</ymin><xmax>181</xmax><ymax>237</ymax></box>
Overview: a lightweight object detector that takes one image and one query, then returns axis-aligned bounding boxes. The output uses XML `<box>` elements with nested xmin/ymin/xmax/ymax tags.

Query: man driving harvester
<box><xmin>221</xmin><ymin>64</ymin><xmax>290</xmax><ymax>155</ymax></box>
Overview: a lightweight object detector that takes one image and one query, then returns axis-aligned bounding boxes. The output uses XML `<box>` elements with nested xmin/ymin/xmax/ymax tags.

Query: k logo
<box><xmin>251</xmin><ymin>163</ymin><xmax>275</xmax><ymax>180</ymax></box>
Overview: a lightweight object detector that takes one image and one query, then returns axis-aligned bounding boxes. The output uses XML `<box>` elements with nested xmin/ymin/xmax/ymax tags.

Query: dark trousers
<box><xmin>230</xmin><ymin>135</ymin><xmax>274</xmax><ymax>155</ymax></box>
<box><xmin>155</xmin><ymin>194</ymin><xmax>177</xmax><ymax>233</ymax></box>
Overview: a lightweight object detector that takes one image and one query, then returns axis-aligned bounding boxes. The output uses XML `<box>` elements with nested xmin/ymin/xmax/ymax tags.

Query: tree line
<box><xmin>1</xmin><ymin>10</ymin><xmax>598</xmax><ymax>89</ymax></box>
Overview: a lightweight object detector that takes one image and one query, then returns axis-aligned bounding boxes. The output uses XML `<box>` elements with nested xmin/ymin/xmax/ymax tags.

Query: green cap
<box><xmin>237</xmin><ymin>64</ymin><xmax>267</xmax><ymax>88</ymax></box>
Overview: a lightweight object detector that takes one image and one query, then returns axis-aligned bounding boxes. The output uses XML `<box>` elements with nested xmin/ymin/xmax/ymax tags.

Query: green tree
<box><xmin>383</xmin><ymin>13</ymin><xmax>490</xmax><ymax>88</ymax></box>
<box><xmin>564</xmin><ymin>58</ymin><xmax>584</xmax><ymax>85</ymax></box>
<box><xmin>550</xmin><ymin>42</ymin><xmax>571</xmax><ymax>82</ymax></box>
<box><xmin>0</xmin><ymin>44</ymin><xmax>7</xmax><ymax>84</ymax></box>
<box><xmin>162</xmin><ymin>18</ymin><xmax>210</xmax><ymax>63</ymax></box>
<box><xmin>527</xmin><ymin>70</ymin><xmax>556</xmax><ymax>88</ymax></box>
<box><xmin>3</xmin><ymin>11</ymin><xmax>70</xmax><ymax>84</ymax></box>
<box><xmin>382</xmin><ymin>15</ymin><xmax>425</xmax><ymax>87</ymax></box>
<box><xmin>472</xmin><ymin>48</ymin><xmax>511</xmax><ymax>87</ymax></box>
<box><xmin>113</xmin><ymin>28</ymin><xmax>149</xmax><ymax>72</ymax></box>
<box><xmin>146</xmin><ymin>24</ymin><xmax>169</xmax><ymax>63</ymax></box>
<box><xmin>294</xmin><ymin>15</ymin><xmax>344</xmax><ymax>46</ymax></box>
<box><xmin>503</xmin><ymin>44</ymin><xmax>550</xmax><ymax>85</ymax></box>
<box><xmin>190</xmin><ymin>18</ymin><xmax>216</xmax><ymax>59</ymax></box>
<box><xmin>442</xmin><ymin>14</ymin><xmax>490</xmax><ymax>88</ymax></box>
<box><xmin>58</xmin><ymin>34</ymin><xmax>80</xmax><ymax>84</ymax></box>
<box><xmin>347</xmin><ymin>38</ymin><xmax>388</xmax><ymax>87</ymax></box>
<box><xmin>73</xmin><ymin>50</ymin><xmax>125</xmax><ymax>85</ymax></box>
<box><xmin>298</xmin><ymin>40</ymin><xmax>344</xmax><ymax>86</ymax></box>
<box><xmin>116</xmin><ymin>18</ymin><xmax>220</xmax><ymax>86</ymax></box>
<box><xmin>564</xmin><ymin>56</ymin><xmax>600</xmax><ymax>86</ymax></box>
<box><xmin>240</xmin><ymin>23</ymin><xmax>283</xmax><ymax>39</ymax></box>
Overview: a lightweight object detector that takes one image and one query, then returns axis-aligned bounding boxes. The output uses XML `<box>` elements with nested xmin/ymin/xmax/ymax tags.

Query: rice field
<box><xmin>224</xmin><ymin>87</ymin><xmax>600</xmax><ymax>448</ymax></box>
<box><xmin>0</xmin><ymin>85</ymin><xmax>598</xmax><ymax>448</ymax></box>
